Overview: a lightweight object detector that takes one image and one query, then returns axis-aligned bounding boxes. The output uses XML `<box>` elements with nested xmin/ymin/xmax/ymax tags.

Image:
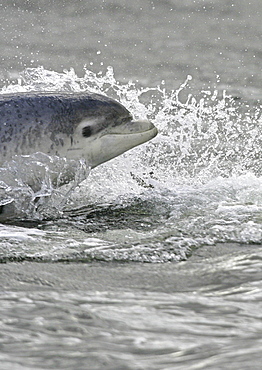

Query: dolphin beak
<box><xmin>105</xmin><ymin>118</ymin><xmax>158</xmax><ymax>152</ymax></box>
<box><xmin>89</xmin><ymin>119</ymin><xmax>158</xmax><ymax>168</ymax></box>
<box><xmin>130</xmin><ymin>119</ymin><xmax>158</xmax><ymax>137</ymax></box>
<box><xmin>112</xmin><ymin>118</ymin><xmax>158</xmax><ymax>146</ymax></box>
<box><xmin>111</xmin><ymin>119</ymin><xmax>158</xmax><ymax>138</ymax></box>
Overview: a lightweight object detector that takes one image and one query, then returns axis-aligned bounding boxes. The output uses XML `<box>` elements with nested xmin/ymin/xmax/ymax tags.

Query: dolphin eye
<box><xmin>82</xmin><ymin>126</ymin><xmax>92</xmax><ymax>137</ymax></box>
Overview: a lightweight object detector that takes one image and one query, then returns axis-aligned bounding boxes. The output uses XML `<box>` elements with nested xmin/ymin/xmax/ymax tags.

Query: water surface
<box><xmin>0</xmin><ymin>1</ymin><xmax>262</xmax><ymax>369</ymax></box>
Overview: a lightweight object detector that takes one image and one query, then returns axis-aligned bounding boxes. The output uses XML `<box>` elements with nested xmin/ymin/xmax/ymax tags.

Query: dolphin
<box><xmin>0</xmin><ymin>92</ymin><xmax>157</xmax><ymax>218</ymax></box>
<box><xmin>0</xmin><ymin>92</ymin><xmax>157</xmax><ymax>170</ymax></box>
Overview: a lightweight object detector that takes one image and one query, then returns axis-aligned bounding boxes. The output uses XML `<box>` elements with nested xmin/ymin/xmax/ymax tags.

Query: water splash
<box><xmin>0</xmin><ymin>66</ymin><xmax>261</xmax><ymax>224</ymax></box>
<box><xmin>0</xmin><ymin>153</ymin><xmax>89</xmax><ymax>220</ymax></box>
<box><xmin>2</xmin><ymin>67</ymin><xmax>261</xmax><ymax>178</ymax></box>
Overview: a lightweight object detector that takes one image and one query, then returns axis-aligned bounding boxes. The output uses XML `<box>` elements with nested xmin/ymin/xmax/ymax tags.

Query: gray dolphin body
<box><xmin>0</xmin><ymin>92</ymin><xmax>157</xmax><ymax>169</ymax></box>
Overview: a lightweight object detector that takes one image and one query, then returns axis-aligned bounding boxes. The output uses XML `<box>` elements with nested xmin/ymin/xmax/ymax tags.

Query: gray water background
<box><xmin>0</xmin><ymin>1</ymin><xmax>262</xmax><ymax>369</ymax></box>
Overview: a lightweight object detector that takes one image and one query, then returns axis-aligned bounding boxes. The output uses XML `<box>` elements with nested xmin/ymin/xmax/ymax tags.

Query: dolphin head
<box><xmin>0</xmin><ymin>92</ymin><xmax>157</xmax><ymax>170</ymax></box>
<box><xmin>67</xmin><ymin>94</ymin><xmax>158</xmax><ymax>168</ymax></box>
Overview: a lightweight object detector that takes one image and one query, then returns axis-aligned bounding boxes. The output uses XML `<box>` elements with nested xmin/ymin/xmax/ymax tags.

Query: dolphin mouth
<box><xmin>130</xmin><ymin>120</ymin><xmax>158</xmax><ymax>139</ymax></box>
<box><xmin>129</xmin><ymin>119</ymin><xmax>157</xmax><ymax>134</ymax></box>
<box><xmin>107</xmin><ymin>119</ymin><xmax>158</xmax><ymax>137</ymax></box>
<box><xmin>100</xmin><ymin>119</ymin><xmax>158</xmax><ymax>152</ymax></box>
<box><xmin>86</xmin><ymin>119</ymin><xmax>158</xmax><ymax>169</ymax></box>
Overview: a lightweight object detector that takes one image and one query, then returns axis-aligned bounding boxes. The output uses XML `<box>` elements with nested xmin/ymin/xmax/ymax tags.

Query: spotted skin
<box><xmin>0</xmin><ymin>92</ymin><xmax>132</xmax><ymax>164</ymax></box>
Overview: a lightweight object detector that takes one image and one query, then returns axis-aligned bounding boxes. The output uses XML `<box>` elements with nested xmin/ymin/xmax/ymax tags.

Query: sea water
<box><xmin>0</xmin><ymin>1</ymin><xmax>262</xmax><ymax>369</ymax></box>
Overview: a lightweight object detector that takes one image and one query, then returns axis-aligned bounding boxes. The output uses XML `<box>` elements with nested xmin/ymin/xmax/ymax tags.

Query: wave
<box><xmin>0</xmin><ymin>67</ymin><xmax>261</xmax><ymax>256</ymax></box>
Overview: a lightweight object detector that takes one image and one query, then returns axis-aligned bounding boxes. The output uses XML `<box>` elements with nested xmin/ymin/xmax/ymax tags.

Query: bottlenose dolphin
<box><xmin>0</xmin><ymin>92</ymin><xmax>157</xmax><ymax>169</ymax></box>
<box><xmin>0</xmin><ymin>92</ymin><xmax>157</xmax><ymax>218</ymax></box>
